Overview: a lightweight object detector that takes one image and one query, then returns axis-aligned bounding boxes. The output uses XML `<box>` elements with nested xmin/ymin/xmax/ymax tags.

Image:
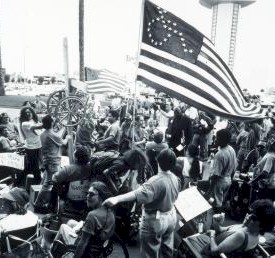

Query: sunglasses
<box><xmin>87</xmin><ymin>191</ymin><xmax>98</xmax><ymax>197</ymax></box>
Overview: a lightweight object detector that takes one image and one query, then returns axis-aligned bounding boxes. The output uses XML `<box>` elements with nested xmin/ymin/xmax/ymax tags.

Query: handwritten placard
<box><xmin>174</xmin><ymin>186</ymin><xmax>212</xmax><ymax>222</ymax></box>
<box><xmin>0</xmin><ymin>153</ymin><xmax>25</xmax><ymax>170</ymax></box>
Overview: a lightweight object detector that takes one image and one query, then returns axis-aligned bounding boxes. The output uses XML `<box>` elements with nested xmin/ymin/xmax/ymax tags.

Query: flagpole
<box><xmin>131</xmin><ymin>0</ymin><xmax>146</xmax><ymax>149</ymax></box>
<box><xmin>63</xmin><ymin>37</ymin><xmax>74</xmax><ymax>164</ymax></box>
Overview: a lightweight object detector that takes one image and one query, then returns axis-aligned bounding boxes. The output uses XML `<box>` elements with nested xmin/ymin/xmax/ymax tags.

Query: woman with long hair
<box><xmin>177</xmin><ymin>144</ymin><xmax>202</xmax><ymax>189</ymax></box>
<box><xmin>19</xmin><ymin>106</ymin><xmax>42</xmax><ymax>184</ymax></box>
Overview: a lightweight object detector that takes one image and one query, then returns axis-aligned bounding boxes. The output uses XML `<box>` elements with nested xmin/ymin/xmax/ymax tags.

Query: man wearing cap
<box><xmin>50</xmin><ymin>181</ymin><xmax>115</xmax><ymax>258</ymax></box>
<box><xmin>0</xmin><ymin>187</ymin><xmax>38</xmax><ymax>232</ymax></box>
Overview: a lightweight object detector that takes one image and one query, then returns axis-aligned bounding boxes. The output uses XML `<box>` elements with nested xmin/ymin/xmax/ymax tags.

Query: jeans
<box><xmin>25</xmin><ymin>148</ymin><xmax>42</xmax><ymax>184</ymax></box>
<box><xmin>212</xmin><ymin>177</ymin><xmax>231</xmax><ymax>208</ymax></box>
<box><xmin>192</xmin><ymin>133</ymin><xmax>208</xmax><ymax>160</ymax></box>
<box><xmin>139</xmin><ymin>208</ymin><xmax>177</xmax><ymax>258</ymax></box>
<box><xmin>236</xmin><ymin>147</ymin><xmax>247</xmax><ymax>171</ymax></box>
<box><xmin>34</xmin><ymin>163</ymin><xmax>59</xmax><ymax>207</ymax></box>
<box><xmin>41</xmin><ymin>163</ymin><xmax>59</xmax><ymax>191</ymax></box>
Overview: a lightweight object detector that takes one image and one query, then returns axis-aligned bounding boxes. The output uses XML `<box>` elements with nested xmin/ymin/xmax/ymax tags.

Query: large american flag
<box><xmin>137</xmin><ymin>1</ymin><xmax>265</xmax><ymax>120</ymax></box>
<box><xmin>85</xmin><ymin>67</ymin><xmax>127</xmax><ymax>94</ymax></box>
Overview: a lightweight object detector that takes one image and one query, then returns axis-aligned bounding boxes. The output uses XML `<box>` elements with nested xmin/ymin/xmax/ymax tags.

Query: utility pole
<box><xmin>79</xmin><ymin>0</ymin><xmax>85</xmax><ymax>81</ymax></box>
<box><xmin>0</xmin><ymin>36</ymin><xmax>5</xmax><ymax>95</ymax></box>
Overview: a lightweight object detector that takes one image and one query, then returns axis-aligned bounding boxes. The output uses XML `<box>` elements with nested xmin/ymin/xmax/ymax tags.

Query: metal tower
<box><xmin>200</xmin><ymin>0</ymin><xmax>256</xmax><ymax>71</ymax></box>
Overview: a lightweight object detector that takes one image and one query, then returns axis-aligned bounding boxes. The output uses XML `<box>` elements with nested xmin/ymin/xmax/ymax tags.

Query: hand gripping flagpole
<box><xmin>131</xmin><ymin>0</ymin><xmax>146</xmax><ymax>149</ymax></box>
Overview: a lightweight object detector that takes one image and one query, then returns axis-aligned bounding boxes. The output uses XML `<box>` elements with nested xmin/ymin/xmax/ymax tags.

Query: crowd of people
<box><xmin>0</xmin><ymin>93</ymin><xmax>275</xmax><ymax>257</ymax></box>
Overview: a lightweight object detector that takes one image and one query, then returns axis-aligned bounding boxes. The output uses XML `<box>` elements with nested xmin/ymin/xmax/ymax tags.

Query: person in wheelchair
<box><xmin>176</xmin><ymin>144</ymin><xmax>203</xmax><ymax>190</ymax></box>
<box><xmin>182</xmin><ymin>199</ymin><xmax>275</xmax><ymax>258</ymax></box>
<box><xmin>50</xmin><ymin>181</ymin><xmax>115</xmax><ymax>258</ymax></box>
<box><xmin>0</xmin><ymin>187</ymin><xmax>38</xmax><ymax>233</ymax></box>
<box><xmin>49</xmin><ymin>146</ymin><xmax>92</xmax><ymax>217</ymax></box>
<box><xmin>0</xmin><ymin>125</ymin><xmax>18</xmax><ymax>153</ymax></box>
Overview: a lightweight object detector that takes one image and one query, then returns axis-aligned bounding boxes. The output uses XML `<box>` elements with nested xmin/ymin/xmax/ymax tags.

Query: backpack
<box><xmin>90</xmin><ymin>150</ymin><xmax>120</xmax><ymax>175</ymax></box>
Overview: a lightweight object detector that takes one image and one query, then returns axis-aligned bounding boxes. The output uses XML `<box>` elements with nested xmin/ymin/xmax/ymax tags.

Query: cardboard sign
<box><xmin>0</xmin><ymin>153</ymin><xmax>25</xmax><ymax>170</ymax></box>
<box><xmin>174</xmin><ymin>186</ymin><xmax>212</xmax><ymax>222</ymax></box>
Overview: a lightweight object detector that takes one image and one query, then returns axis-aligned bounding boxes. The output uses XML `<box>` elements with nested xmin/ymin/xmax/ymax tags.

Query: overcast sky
<box><xmin>1</xmin><ymin>0</ymin><xmax>275</xmax><ymax>94</ymax></box>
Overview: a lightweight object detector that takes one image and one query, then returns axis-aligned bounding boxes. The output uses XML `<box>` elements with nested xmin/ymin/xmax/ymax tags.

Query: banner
<box><xmin>0</xmin><ymin>153</ymin><xmax>25</xmax><ymax>170</ymax></box>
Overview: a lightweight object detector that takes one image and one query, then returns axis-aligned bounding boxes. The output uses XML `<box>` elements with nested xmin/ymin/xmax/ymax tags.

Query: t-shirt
<box><xmin>103</xmin><ymin>121</ymin><xmax>121</xmax><ymax>149</ymax></box>
<box><xmin>67</xmin><ymin>179</ymin><xmax>92</xmax><ymax>201</ymax></box>
<box><xmin>81</xmin><ymin>206</ymin><xmax>115</xmax><ymax>257</ymax></box>
<box><xmin>52</xmin><ymin>163</ymin><xmax>92</xmax><ymax>183</ymax></box>
<box><xmin>145</xmin><ymin>141</ymin><xmax>168</xmax><ymax>154</ymax></box>
<box><xmin>21</xmin><ymin>120</ymin><xmax>42</xmax><ymax>149</ymax></box>
<box><xmin>158</xmin><ymin>110</ymin><xmax>174</xmax><ymax>128</ymax></box>
<box><xmin>134</xmin><ymin>171</ymin><xmax>181</xmax><ymax>213</ymax></box>
<box><xmin>40</xmin><ymin>130</ymin><xmax>63</xmax><ymax>164</ymax></box>
<box><xmin>212</xmin><ymin>145</ymin><xmax>237</xmax><ymax>178</ymax></box>
<box><xmin>254</xmin><ymin>152</ymin><xmax>275</xmax><ymax>189</ymax></box>
<box><xmin>74</xmin><ymin>122</ymin><xmax>95</xmax><ymax>148</ymax></box>
<box><xmin>236</xmin><ymin>130</ymin><xmax>249</xmax><ymax>149</ymax></box>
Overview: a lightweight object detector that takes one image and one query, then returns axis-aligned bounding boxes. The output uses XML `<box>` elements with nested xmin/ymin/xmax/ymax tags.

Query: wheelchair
<box><xmin>39</xmin><ymin>210</ymin><xmax>130</xmax><ymax>258</ymax></box>
<box><xmin>0</xmin><ymin>218</ymin><xmax>46</xmax><ymax>257</ymax></box>
<box><xmin>176</xmin><ymin>233</ymin><xmax>271</xmax><ymax>258</ymax></box>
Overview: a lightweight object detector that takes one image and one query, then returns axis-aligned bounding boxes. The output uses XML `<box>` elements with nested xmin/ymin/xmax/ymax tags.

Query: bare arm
<box><xmin>102</xmin><ymin>191</ymin><xmax>136</xmax><ymax>207</ymax></box>
<box><xmin>209</xmin><ymin>231</ymin><xmax>245</xmax><ymax>255</ymax></box>
<box><xmin>30</xmin><ymin>123</ymin><xmax>43</xmax><ymax>131</ymax></box>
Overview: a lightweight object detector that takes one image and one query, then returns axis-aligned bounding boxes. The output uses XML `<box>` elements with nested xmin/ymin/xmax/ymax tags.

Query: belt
<box><xmin>144</xmin><ymin>208</ymin><xmax>174</xmax><ymax>215</ymax></box>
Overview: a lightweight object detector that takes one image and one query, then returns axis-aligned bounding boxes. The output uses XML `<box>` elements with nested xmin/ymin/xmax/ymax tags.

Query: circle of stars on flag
<box><xmin>146</xmin><ymin>6</ymin><xmax>194</xmax><ymax>54</ymax></box>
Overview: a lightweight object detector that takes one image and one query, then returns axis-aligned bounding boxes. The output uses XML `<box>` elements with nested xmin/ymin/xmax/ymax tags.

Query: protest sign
<box><xmin>0</xmin><ymin>153</ymin><xmax>24</xmax><ymax>170</ymax></box>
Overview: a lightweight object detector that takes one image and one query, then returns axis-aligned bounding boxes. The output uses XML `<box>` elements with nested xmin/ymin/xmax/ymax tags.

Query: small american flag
<box><xmin>137</xmin><ymin>1</ymin><xmax>265</xmax><ymax>120</ymax></box>
<box><xmin>85</xmin><ymin>68</ymin><xmax>127</xmax><ymax>94</ymax></box>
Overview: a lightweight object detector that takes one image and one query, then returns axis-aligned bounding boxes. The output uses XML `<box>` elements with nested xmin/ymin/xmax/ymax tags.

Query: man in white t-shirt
<box><xmin>156</xmin><ymin>103</ymin><xmax>174</xmax><ymax>137</ymax></box>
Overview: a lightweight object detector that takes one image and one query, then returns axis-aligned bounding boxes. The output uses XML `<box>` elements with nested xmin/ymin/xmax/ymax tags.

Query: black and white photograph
<box><xmin>0</xmin><ymin>0</ymin><xmax>275</xmax><ymax>257</ymax></box>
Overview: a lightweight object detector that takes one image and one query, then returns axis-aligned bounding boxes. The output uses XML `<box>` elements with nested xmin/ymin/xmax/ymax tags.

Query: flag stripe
<box><xmin>203</xmin><ymin>38</ymin><xmax>245</xmax><ymax>100</ymax></box>
<box><xmin>139</xmin><ymin>43</ymin><xmax>260</xmax><ymax>115</ymax></box>
<box><xmin>87</xmin><ymin>79</ymin><xmax>125</xmax><ymax>91</ymax></box>
<box><xmin>200</xmin><ymin>40</ymin><xmax>248</xmax><ymax>109</ymax></box>
<box><xmin>139</xmin><ymin>61</ymin><xmax>225</xmax><ymax>110</ymax></box>
<box><xmin>85</xmin><ymin>69</ymin><xmax>127</xmax><ymax>94</ymax></box>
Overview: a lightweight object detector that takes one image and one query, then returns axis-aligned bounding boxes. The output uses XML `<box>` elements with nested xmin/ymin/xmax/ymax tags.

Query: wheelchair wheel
<box><xmin>106</xmin><ymin>233</ymin><xmax>130</xmax><ymax>258</ymax></box>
